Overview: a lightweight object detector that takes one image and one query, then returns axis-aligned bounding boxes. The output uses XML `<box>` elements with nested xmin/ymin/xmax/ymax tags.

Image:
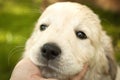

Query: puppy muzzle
<box><xmin>41</xmin><ymin>43</ymin><xmax>61</xmax><ymax>60</ymax></box>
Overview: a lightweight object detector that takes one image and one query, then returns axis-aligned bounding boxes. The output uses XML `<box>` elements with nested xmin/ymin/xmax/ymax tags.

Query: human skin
<box><xmin>10</xmin><ymin>58</ymin><xmax>88</xmax><ymax>80</ymax></box>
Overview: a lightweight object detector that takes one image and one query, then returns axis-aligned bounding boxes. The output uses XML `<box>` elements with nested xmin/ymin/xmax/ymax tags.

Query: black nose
<box><xmin>41</xmin><ymin>43</ymin><xmax>61</xmax><ymax>60</ymax></box>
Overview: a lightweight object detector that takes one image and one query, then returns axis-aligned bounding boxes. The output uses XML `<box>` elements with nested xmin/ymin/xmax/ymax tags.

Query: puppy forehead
<box><xmin>39</xmin><ymin>3</ymin><xmax>81</xmax><ymax>24</ymax></box>
<box><xmin>38</xmin><ymin>2</ymin><xmax>101</xmax><ymax>39</ymax></box>
<box><xmin>40</xmin><ymin>2</ymin><xmax>100</xmax><ymax>26</ymax></box>
<box><xmin>42</xmin><ymin>2</ymin><xmax>82</xmax><ymax>15</ymax></box>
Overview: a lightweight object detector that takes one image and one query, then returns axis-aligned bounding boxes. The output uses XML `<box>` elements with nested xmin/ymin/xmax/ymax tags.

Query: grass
<box><xmin>0</xmin><ymin>0</ymin><xmax>40</xmax><ymax>79</ymax></box>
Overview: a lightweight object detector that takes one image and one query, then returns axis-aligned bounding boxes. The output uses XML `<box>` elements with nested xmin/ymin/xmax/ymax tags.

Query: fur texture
<box><xmin>24</xmin><ymin>2</ymin><xmax>119</xmax><ymax>80</ymax></box>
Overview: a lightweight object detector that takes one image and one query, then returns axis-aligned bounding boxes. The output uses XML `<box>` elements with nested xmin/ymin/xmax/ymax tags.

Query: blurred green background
<box><xmin>0</xmin><ymin>0</ymin><xmax>120</xmax><ymax>80</ymax></box>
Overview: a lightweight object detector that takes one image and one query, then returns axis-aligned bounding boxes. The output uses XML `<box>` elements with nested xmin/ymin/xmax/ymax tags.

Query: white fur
<box><xmin>24</xmin><ymin>2</ymin><xmax>119</xmax><ymax>80</ymax></box>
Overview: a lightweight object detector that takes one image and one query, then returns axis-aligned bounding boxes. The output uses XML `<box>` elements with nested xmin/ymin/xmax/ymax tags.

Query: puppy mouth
<box><xmin>39</xmin><ymin>59</ymin><xmax>60</xmax><ymax>72</ymax></box>
<box><xmin>40</xmin><ymin>62</ymin><xmax>65</xmax><ymax>78</ymax></box>
<box><xmin>41</xmin><ymin>65</ymin><xmax>55</xmax><ymax>72</ymax></box>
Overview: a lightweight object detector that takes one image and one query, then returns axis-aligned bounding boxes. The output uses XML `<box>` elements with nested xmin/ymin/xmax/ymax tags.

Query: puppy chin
<box><xmin>40</xmin><ymin>67</ymin><xmax>73</xmax><ymax>80</ymax></box>
<box><xmin>40</xmin><ymin>63</ymin><xmax>83</xmax><ymax>79</ymax></box>
<box><xmin>40</xmin><ymin>67</ymin><xmax>65</xmax><ymax>79</ymax></box>
<box><xmin>41</xmin><ymin>65</ymin><xmax>84</xmax><ymax>80</ymax></box>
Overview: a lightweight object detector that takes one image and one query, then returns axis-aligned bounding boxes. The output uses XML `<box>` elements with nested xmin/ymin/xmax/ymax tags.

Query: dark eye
<box><xmin>76</xmin><ymin>31</ymin><xmax>87</xmax><ymax>39</ymax></box>
<box><xmin>40</xmin><ymin>24</ymin><xmax>48</xmax><ymax>31</ymax></box>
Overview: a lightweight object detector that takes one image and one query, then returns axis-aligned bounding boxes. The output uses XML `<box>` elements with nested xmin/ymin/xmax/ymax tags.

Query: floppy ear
<box><xmin>101</xmin><ymin>31</ymin><xmax>117</xmax><ymax>80</ymax></box>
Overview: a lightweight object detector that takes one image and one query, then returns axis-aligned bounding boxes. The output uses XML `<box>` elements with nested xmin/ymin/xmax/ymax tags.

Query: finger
<box><xmin>10</xmin><ymin>58</ymin><xmax>41</xmax><ymax>80</ymax></box>
<box><xmin>10</xmin><ymin>58</ymin><xmax>58</xmax><ymax>80</ymax></box>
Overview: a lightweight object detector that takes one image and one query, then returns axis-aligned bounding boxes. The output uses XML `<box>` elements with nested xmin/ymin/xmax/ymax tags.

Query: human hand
<box><xmin>10</xmin><ymin>58</ymin><xmax>88</xmax><ymax>80</ymax></box>
<box><xmin>10</xmin><ymin>58</ymin><xmax>57</xmax><ymax>80</ymax></box>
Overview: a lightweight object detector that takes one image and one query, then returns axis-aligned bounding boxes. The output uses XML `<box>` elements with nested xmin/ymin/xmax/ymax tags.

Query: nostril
<box><xmin>41</xmin><ymin>43</ymin><xmax>61</xmax><ymax>60</ymax></box>
<box><xmin>42</xmin><ymin>48</ymin><xmax>46</xmax><ymax>53</ymax></box>
<box><xmin>52</xmin><ymin>51</ymin><xmax>59</xmax><ymax>56</ymax></box>
<box><xmin>50</xmin><ymin>51</ymin><xmax>59</xmax><ymax>58</ymax></box>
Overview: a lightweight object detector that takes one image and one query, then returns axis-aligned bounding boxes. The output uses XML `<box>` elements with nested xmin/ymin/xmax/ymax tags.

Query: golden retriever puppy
<box><xmin>24</xmin><ymin>2</ymin><xmax>119</xmax><ymax>80</ymax></box>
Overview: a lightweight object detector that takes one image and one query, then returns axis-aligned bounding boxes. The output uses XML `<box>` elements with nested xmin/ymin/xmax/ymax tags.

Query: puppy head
<box><xmin>24</xmin><ymin>2</ymin><xmax>116</xmax><ymax>79</ymax></box>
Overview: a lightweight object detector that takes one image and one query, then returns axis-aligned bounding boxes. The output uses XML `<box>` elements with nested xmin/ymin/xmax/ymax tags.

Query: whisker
<box><xmin>8</xmin><ymin>46</ymin><xmax>24</xmax><ymax>66</ymax></box>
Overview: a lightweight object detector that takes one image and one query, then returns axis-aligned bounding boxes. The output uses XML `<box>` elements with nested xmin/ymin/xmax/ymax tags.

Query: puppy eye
<box><xmin>40</xmin><ymin>24</ymin><xmax>48</xmax><ymax>31</ymax></box>
<box><xmin>76</xmin><ymin>31</ymin><xmax>87</xmax><ymax>39</ymax></box>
